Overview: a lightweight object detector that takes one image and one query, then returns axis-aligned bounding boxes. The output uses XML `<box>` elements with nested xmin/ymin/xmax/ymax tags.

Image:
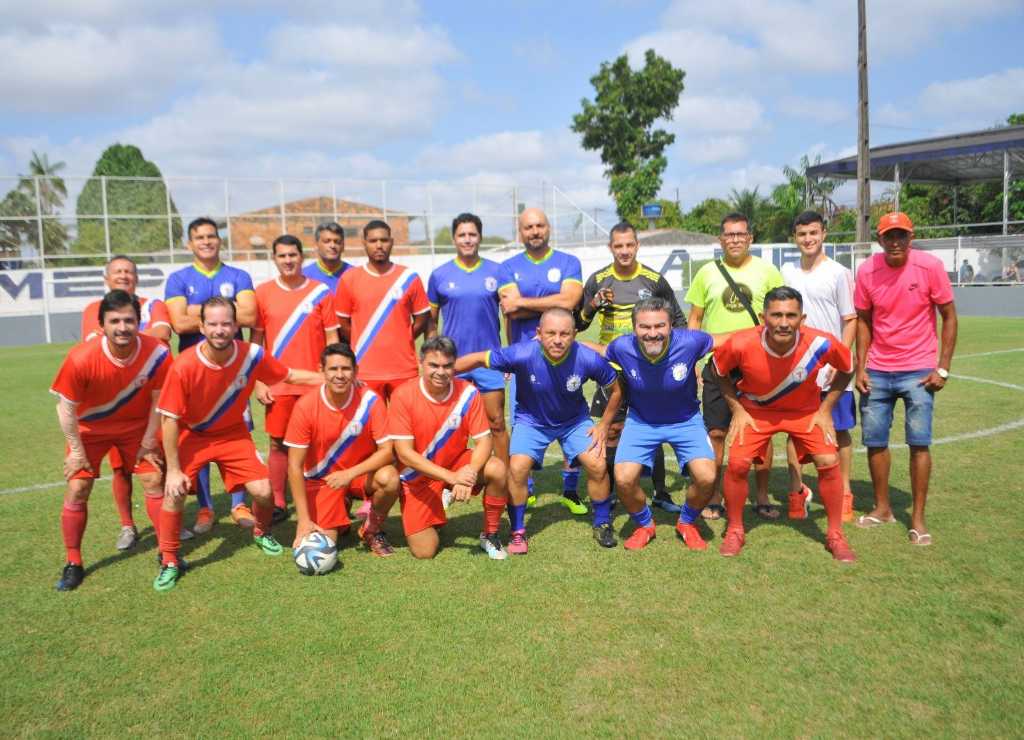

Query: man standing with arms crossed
<box><xmin>80</xmin><ymin>255</ymin><xmax>171</xmax><ymax>550</ymax></box>
<box><xmin>302</xmin><ymin>222</ymin><xmax>349</xmax><ymax>292</ymax></box>
<box><xmin>334</xmin><ymin>220</ymin><xmax>430</xmax><ymax>402</ymax></box>
<box><xmin>685</xmin><ymin>212</ymin><xmax>783</xmax><ymax>520</ymax></box>
<box><xmin>498</xmin><ymin>208</ymin><xmax>587</xmax><ymax>513</ymax></box>
<box><xmin>165</xmin><ymin>217</ymin><xmax>257</xmax><ymax>534</ymax></box>
<box><xmin>251</xmin><ymin>235</ymin><xmax>339</xmax><ymax>523</ymax></box>
<box><xmin>577</xmin><ymin>221</ymin><xmax>686</xmax><ymax>512</ymax></box>
<box><xmin>781</xmin><ymin>211</ymin><xmax>857</xmax><ymax>522</ymax></box>
<box><xmin>854</xmin><ymin>212</ymin><xmax>957</xmax><ymax>545</ymax></box>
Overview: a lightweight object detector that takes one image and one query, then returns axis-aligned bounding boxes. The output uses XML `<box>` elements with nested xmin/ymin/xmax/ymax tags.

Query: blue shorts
<box><xmin>616</xmin><ymin>413</ymin><xmax>714</xmax><ymax>470</ymax></box>
<box><xmin>829</xmin><ymin>390</ymin><xmax>856</xmax><ymax>432</ymax></box>
<box><xmin>459</xmin><ymin>367</ymin><xmax>505</xmax><ymax>394</ymax></box>
<box><xmin>510</xmin><ymin>417</ymin><xmax>594</xmax><ymax>467</ymax></box>
<box><xmin>859</xmin><ymin>369</ymin><xmax>935</xmax><ymax>447</ymax></box>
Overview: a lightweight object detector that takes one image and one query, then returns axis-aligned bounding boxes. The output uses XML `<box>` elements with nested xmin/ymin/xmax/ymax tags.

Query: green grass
<box><xmin>1</xmin><ymin>319</ymin><xmax>1023</xmax><ymax>737</ymax></box>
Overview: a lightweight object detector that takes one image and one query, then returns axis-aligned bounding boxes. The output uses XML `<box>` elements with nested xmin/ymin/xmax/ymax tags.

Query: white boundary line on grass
<box><xmin>3</xmin><ymin>369</ymin><xmax>1023</xmax><ymax>497</ymax></box>
<box><xmin>957</xmin><ymin>348</ymin><xmax>1024</xmax><ymax>359</ymax></box>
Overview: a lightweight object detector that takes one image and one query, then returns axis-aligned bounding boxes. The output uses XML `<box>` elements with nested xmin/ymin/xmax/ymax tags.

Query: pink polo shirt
<box><xmin>854</xmin><ymin>249</ymin><xmax>954</xmax><ymax>371</ymax></box>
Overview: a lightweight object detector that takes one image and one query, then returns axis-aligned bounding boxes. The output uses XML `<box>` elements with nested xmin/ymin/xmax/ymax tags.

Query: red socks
<box><xmin>268</xmin><ymin>447</ymin><xmax>288</xmax><ymax>509</ymax></box>
<box><xmin>61</xmin><ymin>501</ymin><xmax>88</xmax><ymax>565</ymax></box>
<box><xmin>111</xmin><ymin>470</ymin><xmax>134</xmax><ymax>527</ymax></box>
<box><xmin>144</xmin><ymin>493</ymin><xmax>163</xmax><ymax>539</ymax></box>
<box><xmin>816</xmin><ymin>463</ymin><xmax>844</xmax><ymax>536</ymax></box>
<box><xmin>253</xmin><ymin>501</ymin><xmax>273</xmax><ymax>537</ymax></box>
<box><xmin>364</xmin><ymin>507</ymin><xmax>386</xmax><ymax>536</ymax></box>
<box><xmin>723</xmin><ymin>462</ymin><xmax>750</xmax><ymax>533</ymax></box>
<box><xmin>158</xmin><ymin>508</ymin><xmax>183</xmax><ymax>565</ymax></box>
<box><xmin>483</xmin><ymin>495</ymin><xmax>505</xmax><ymax>535</ymax></box>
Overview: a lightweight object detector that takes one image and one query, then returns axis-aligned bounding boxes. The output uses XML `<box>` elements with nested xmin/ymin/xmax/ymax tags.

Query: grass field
<box><xmin>1</xmin><ymin>318</ymin><xmax>1023</xmax><ymax>737</ymax></box>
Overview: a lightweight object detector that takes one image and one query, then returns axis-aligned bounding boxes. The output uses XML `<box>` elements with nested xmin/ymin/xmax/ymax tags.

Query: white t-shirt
<box><xmin>782</xmin><ymin>257</ymin><xmax>856</xmax><ymax>389</ymax></box>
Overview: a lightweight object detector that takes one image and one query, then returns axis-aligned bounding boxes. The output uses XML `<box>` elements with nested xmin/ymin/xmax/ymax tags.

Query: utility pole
<box><xmin>856</xmin><ymin>0</ymin><xmax>871</xmax><ymax>244</ymax></box>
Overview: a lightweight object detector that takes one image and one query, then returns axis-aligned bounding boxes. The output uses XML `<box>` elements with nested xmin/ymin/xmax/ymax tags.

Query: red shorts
<box><xmin>399</xmin><ymin>449</ymin><xmax>480</xmax><ymax>536</ymax></box>
<box><xmin>361</xmin><ymin>376</ymin><xmax>416</xmax><ymax>403</ymax></box>
<box><xmin>177</xmin><ymin>429</ymin><xmax>267</xmax><ymax>494</ymax></box>
<box><xmin>264</xmin><ymin>394</ymin><xmax>300</xmax><ymax>438</ymax></box>
<box><xmin>729</xmin><ymin>411</ymin><xmax>837</xmax><ymax>465</ymax></box>
<box><xmin>68</xmin><ymin>433</ymin><xmax>158</xmax><ymax>480</ymax></box>
<box><xmin>305</xmin><ymin>474</ymin><xmax>370</xmax><ymax>530</ymax></box>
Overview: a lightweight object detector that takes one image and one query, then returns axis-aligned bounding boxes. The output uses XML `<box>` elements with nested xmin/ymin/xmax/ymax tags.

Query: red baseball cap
<box><xmin>877</xmin><ymin>211</ymin><xmax>914</xmax><ymax>235</ymax></box>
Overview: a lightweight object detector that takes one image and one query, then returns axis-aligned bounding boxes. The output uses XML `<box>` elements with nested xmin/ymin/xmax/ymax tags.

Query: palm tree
<box><xmin>17</xmin><ymin>151</ymin><xmax>69</xmax><ymax>256</ymax></box>
<box><xmin>728</xmin><ymin>186</ymin><xmax>768</xmax><ymax>240</ymax></box>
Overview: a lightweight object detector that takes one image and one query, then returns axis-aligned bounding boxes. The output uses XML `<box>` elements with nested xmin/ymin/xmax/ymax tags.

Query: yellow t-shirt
<box><xmin>684</xmin><ymin>256</ymin><xmax>783</xmax><ymax>333</ymax></box>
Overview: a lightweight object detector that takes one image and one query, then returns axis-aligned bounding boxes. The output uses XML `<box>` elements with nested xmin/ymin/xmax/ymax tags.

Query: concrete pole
<box><xmin>856</xmin><ymin>0</ymin><xmax>871</xmax><ymax>245</ymax></box>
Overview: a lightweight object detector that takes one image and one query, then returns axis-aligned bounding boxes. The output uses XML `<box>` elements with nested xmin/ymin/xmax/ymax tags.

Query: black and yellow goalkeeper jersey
<box><xmin>576</xmin><ymin>262</ymin><xmax>686</xmax><ymax>344</ymax></box>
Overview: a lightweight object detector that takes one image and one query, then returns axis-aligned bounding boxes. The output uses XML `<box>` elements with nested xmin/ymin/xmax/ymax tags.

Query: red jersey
<box><xmin>81</xmin><ymin>297</ymin><xmax>171</xmax><ymax>342</ymax></box>
<box><xmin>254</xmin><ymin>277</ymin><xmax>338</xmax><ymax>396</ymax></box>
<box><xmin>334</xmin><ymin>264</ymin><xmax>429</xmax><ymax>380</ymax></box>
<box><xmin>50</xmin><ymin>334</ymin><xmax>171</xmax><ymax>437</ymax></box>
<box><xmin>157</xmin><ymin>340</ymin><xmax>289</xmax><ymax>434</ymax></box>
<box><xmin>387</xmin><ymin>377</ymin><xmax>489</xmax><ymax>484</ymax></box>
<box><xmin>713</xmin><ymin>326</ymin><xmax>852</xmax><ymax>415</ymax></box>
<box><xmin>283</xmin><ymin>384</ymin><xmax>388</xmax><ymax>480</ymax></box>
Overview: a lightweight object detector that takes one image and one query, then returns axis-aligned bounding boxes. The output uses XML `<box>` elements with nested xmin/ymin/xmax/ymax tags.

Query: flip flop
<box><xmin>701</xmin><ymin>503</ymin><xmax>725</xmax><ymax>520</ymax></box>
<box><xmin>908</xmin><ymin>529</ymin><xmax>933</xmax><ymax>546</ymax></box>
<box><xmin>754</xmin><ymin>503</ymin><xmax>780</xmax><ymax>520</ymax></box>
<box><xmin>855</xmin><ymin>514</ymin><xmax>896</xmax><ymax>529</ymax></box>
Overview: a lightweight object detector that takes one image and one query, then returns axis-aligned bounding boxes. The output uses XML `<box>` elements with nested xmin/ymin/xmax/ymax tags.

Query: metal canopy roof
<box><xmin>806</xmin><ymin>125</ymin><xmax>1024</xmax><ymax>184</ymax></box>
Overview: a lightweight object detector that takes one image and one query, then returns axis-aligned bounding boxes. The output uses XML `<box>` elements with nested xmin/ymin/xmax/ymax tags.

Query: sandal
<box><xmin>754</xmin><ymin>503</ymin><xmax>780</xmax><ymax>520</ymax></box>
<box><xmin>908</xmin><ymin>529</ymin><xmax>933</xmax><ymax>546</ymax></box>
<box><xmin>701</xmin><ymin>503</ymin><xmax>725</xmax><ymax>520</ymax></box>
<box><xmin>856</xmin><ymin>513</ymin><xmax>896</xmax><ymax>529</ymax></box>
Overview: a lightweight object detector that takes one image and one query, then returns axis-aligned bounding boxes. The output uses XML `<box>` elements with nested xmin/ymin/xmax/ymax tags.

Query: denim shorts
<box><xmin>859</xmin><ymin>369</ymin><xmax>935</xmax><ymax>447</ymax></box>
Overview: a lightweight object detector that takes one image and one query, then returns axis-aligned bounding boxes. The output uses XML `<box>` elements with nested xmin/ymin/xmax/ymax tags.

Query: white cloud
<box><xmin>778</xmin><ymin>97</ymin><xmax>851</xmax><ymax>126</ymax></box>
<box><xmin>918</xmin><ymin>68</ymin><xmax>1024</xmax><ymax>125</ymax></box>
<box><xmin>622</xmin><ymin>28</ymin><xmax>757</xmax><ymax>87</ymax></box>
<box><xmin>268</xmin><ymin>23</ymin><xmax>457</xmax><ymax>69</ymax></box>
<box><xmin>678</xmin><ymin>135</ymin><xmax>751</xmax><ymax>164</ymax></box>
<box><xmin>673</xmin><ymin>95</ymin><xmax>764</xmax><ymax>133</ymax></box>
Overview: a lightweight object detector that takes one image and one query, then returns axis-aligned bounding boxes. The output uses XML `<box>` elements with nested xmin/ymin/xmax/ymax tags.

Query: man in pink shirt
<box><xmin>854</xmin><ymin>212</ymin><xmax>957</xmax><ymax>546</ymax></box>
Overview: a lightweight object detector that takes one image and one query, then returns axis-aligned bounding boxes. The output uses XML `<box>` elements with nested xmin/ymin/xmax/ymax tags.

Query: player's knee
<box><xmin>138</xmin><ymin>472</ymin><xmax>162</xmax><ymax>495</ymax></box>
<box><xmin>248</xmin><ymin>481</ymin><xmax>273</xmax><ymax>504</ymax></box>
<box><xmin>576</xmin><ymin>452</ymin><xmax>606</xmax><ymax>479</ymax></box>
<box><xmin>613</xmin><ymin>462</ymin><xmax>640</xmax><ymax>488</ymax></box>
<box><xmin>486</xmin><ymin>412</ymin><xmax>506</xmax><ymax>435</ymax></box>
<box><xmin>689</xmin><ymin>461</ymin><xmax>717</xmax><ymax>490</ymax></box>
<box><xmin>508</xmin><ymin>457</ymin><xmax>533</xmax><ymax>481</ymax></box>
<box><xmin>708</xmin><ymin>428</ymin><xmax>727</xmax><ymax>441</ymax></box>
<box><xmin>726</xmin><ymin>456</ymin><xmax>753</xmax><ymax>478</ymax></box>
<box><xmin>483</xmin><ymin>456</ymin><xmax>506</xmax><ymax>484</ymax></box>
<box><xmin>374</xmin><ymin>465</ymin><xmax>400</xmax><ymax>494</ymax></box>
<box><xmin>813</xmin><ymin>453</ymin><xmax>839</xmax><ymax>469</ymax></box>
<box><xmin>66</xmin><ymin>479</ymin><xmax>92</xmax><ymax>502</ymax></box>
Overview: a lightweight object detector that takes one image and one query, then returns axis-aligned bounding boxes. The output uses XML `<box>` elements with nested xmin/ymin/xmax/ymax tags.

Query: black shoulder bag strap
<box><xmin>714</xmin><ymin>259</ymin><xmax>759</xmax><ymax>326</ymax></box>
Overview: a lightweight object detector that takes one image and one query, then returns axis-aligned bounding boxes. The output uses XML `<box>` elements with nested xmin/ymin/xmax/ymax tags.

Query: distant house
<box><xmin>228</xmin><ymin>197</ymin><xmax>413</xmax><ymax>258</ymax></box>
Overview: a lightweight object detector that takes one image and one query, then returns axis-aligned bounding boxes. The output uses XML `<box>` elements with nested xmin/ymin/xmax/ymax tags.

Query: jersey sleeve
<box><xmin>156</xmin><ymin>363</ymin><xmax>187</xmax><ymax>418</ymax></box>
<box><xmin>385</xmin><ymin>388</ymin><xmax>414</xmax><ymax>439</ymax></box>
<box><xmin>318</xmin><ymin>294</ymin><xmax>339</xmax><ymax>331</ymax></box>
<box><xmin>712</xmin><ymin>334</ymin><xmax>741</xmax><ymax>376</ymax></box>
<box><xmin>334</xmin><ymin>274</ymin><xmax>354</xmax><ymax>317</ymax></box>
<box><xmin>465</xmin><ymin>390</ymin><xmax>490</xmax><ymax>438</ymax></box>
<box><xmin>368</xmin><ymin>393</ymin><xmax>389</xmax><ymax>443</ymax></box>
<box><xmin>694</xmin><ymin>330</ymin><xmax>714</xmax><ymax>358</ymax></box>
<box><xmin>255</xmin><ymin>351</ymin><xmax>290</xmax><ymax>386</ymax></box>
<box><xmin>407</xmin><ymin>273</ymin><xmax>430</xmax><ymax>315</ymax></box>
<box><xmin>836</xmin><ymin>266</ymin><xmax>856</xmax><ymax>318</ymax></box>
<box><xmin>563</xmin><ymin>254</ymin><xmax>583</xmax><ymax>285</ymax></box>
<box><xmin>588</xmin><ymin>350</ymin><xmax>618</xmax><ymax>387</ymax></box>
<box><xmin>655</xmin><ymin>275</ymin><xmax>687</xmax><ymax>327</ymax></box>
<box><xmin>426</xmin><ymin>270</ymin><xmax>441</xmax><ymax>307</ymax></box>
<box><xmin>684</xmin><ymin>265</ymin><xmax>709</xmax><ymax>308</ymax></box>
<box><xmin>164</xmin><ymin>271</ymin><xmax>186</xmax><ymax>303</ymax></box>
<box><xmin>484</xmin><ymin>345</ymin><xmax>514</xmax><ymax>373</ymax></box>
<box><xmin>283</xmin><ymin>398</ymin><xmax>313</xmax><ymax>448</ymax></box>
<box><xmin>604</xmin><ymin>336</ymin><xmax>622</xmax><ymax>369</ymax></box>
<box><xmin>149</xmin><ymin>299</ymin><xmax>172</xmax><ymax>328</ymax></box>
<box><xmin>497</xmin><ymin>260</ymin><xmax>518</xmax><ymax>292</ymax></box>
<box><xmin>823</xmin><ymin>334</ymin><xmax>853</xmax><ymax>373</ymax></box>
<box><xmin>254</xmin><ymin>288</ymin><xmax>268</xmax><ymax>331</ymax></box>
<box><xmin>50</xmin><ymin>355</ymin><xmax>85</xmax><ymax>404</ymax></box>
<box><xmin>234</xmin><ymin>269</ymin><xmax>255</xmax><ymax>296</ymax></box>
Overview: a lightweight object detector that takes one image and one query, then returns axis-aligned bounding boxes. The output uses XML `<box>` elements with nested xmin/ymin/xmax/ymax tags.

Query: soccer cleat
<box><xmin>479</xmin><ymin>533</ymin><xmax>508</xmax><ymax>560</ymax></box>
<box><xmin>842</xmin><ymin>491</ymin><xmax>855</xmax><ymax>523</ymax></box>
<box><xmin>674</xmin><ymin>521</ymin><xmax>708</xmax><ymax>551</ymax></box>
<box><xmin>153</xmin><ymin>563</ymin><xmax>180</xmax><ymax>592</ymax></box>
<box><xmin>441</xmin><ymin>489</ymin><xmax>454</xmax><ymax>511</ymax></box>
<box><xmin>826</xmin><ymin>531</ymin><xmax>857</xmax><ymax>563</ymax></box>
<box><xmin>116</xmin><ymin>525</ymin><xmax>139</xmax><ymax>551</ymax></box>
<box><xmin>559</xmin><ymin>494</ymin><xmax>588</xmax><ymax>515</ymax></box>
<box><xmin>361</xmin><ymin>528</ymin><xmax>395</xmax><ymax>557</ymax></box>
<box><xmin>193</xmin><ymin>506</ymin><xmax>215</xmax><ymax>534</ymax></box>
<box><xmin>253</xmin><ymin>533</ymin><xmax>284</xmax><ymax>556</ymax></box>
<box><xmin>155</xmin><ymin>553</ymin><xmax>189</xmax><ymax>572</ymax></box>
<box><xmin>592</xmin><ymin>522</ymin><xmax>617</xmax><ymax>549</ymax></box>
<box><xmin>507</xmin><ymin>530</ymin><xmax>529</xmax><ymax>555</ymax></box>
<box><xmin>526</xmin><ymin>476</ymin><xmax>536</xmax><ymax>507</ymax></box>
<box><xmin>180</xmin><ymin>526</ymin><xmax>194</xmax><ymax>541</ymax></box>
<box><xmin>526</xmin><ymin>494</ymin><xmax>537</xmax><ymax>507</ymax></box>
<box><xmin>652</xmin><ymin>490</ymin><xmax>682</xmax><ymax>514</ymax></box>
<box><xmin>719</xmin><ymin>528</ymin><xmax>746</xmax><ymax>557</ymax></box>
<box><xmin>623</xmin><ymin>525</ymin><xmax>656</xmax><ymax>551</ymax></box>
<box><xmin>56</xmin><ymin>563</ymin><xmax>85</xmax><ymax>591</ymax></box>
<box><xmin>788</xmin><ymin>484</ymin><xmax>813</xmax><ymax>520</ymax></box>
<box><xmin>230</xmin><ymin>504</ymin><xmax>255</xmax><ymax>528</ymax></box>
<box><xmin>271</xmin><ymin>506</ymin><xmax>289</xmax><ymax>525</ymax></box>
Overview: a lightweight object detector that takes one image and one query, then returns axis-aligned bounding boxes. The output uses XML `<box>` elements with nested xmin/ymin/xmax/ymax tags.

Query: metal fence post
<box><xmin>278</xmin><ymin>179</ymin><xmax>287</xmax><ymax>237</ymax></box>
<box><xmin>331</xmin><ymin>181</ymin><xmax>338</xmax><ymax>224</ymax></box>
<box><xmin>166</xmin><ymin>180</ymin><xmax>175</xmax><ymax>261</ymax></box>
<box><xmin>427</xmin><ymin>182</ymin><xmax>435</xmax><ymax>270</ymax></box>
<box><xmin>1004</xmin><ymin>150</ymin><xmax>1011</xmax><ymax>236</ymax></box>
<box><xmin>33</xmin><ymin>177</ymin><xmax>52</xmax><ymax>342</ymax></box>
<box><xmin>225</xmin><ymin>179</ymin><xmax>234</xmax><ymax>261</ymax></box>
<box><xmin>954</xmin><ymin>236</ymin><xmax>961</xmax><ymax>285</ymax></box>
<box><xmin>101</xmin><ymin>175</ymin><xmax>112</xmax><ymax>260</ymax></box>
<box><xmin>382</xmin><ymin>181</ymin><xmax>388</xmax><ymax>224</ymax></box>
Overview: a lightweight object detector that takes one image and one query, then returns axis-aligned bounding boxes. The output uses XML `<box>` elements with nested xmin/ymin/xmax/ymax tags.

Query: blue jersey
<box><xmin>428</xmin><ymin>257</ymin><xmax>502</xmax><ymax>355</ymax></box>
<box><xmin>302</xmin><ymin>259</ymin><xmax>349</xmax><ymax>293</ymax></box>
<box><xmin>487</xmin><ymin>340</ymin><xmax>616</xmax><ymax>427</ymax></box>
<box><xmin>497</xmin><ymin>249</ymin><xmax>583</xmax><ymax>345</ymax></box>
<box><xmin>164</xmin><ymin>262</ymin><xmax>254</xmax><ymax>350</ymax></box>
<box><xmin>605</xmin><ymin>329</ymin><xmax>713</xmax><ymax>425</ymax></box>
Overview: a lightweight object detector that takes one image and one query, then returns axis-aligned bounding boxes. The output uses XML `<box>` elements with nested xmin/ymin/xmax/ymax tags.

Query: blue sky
<box><xmin>2</xmin><ymin>0</ymin><xmax>1022</xmax><ymax>225</ymax></box>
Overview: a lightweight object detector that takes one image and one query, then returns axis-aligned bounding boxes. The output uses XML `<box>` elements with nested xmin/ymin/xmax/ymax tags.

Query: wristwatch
<box><xmin>936</xmin><ymin>368</ymin><xmax>949</xmax><ymax>379</ymax></box>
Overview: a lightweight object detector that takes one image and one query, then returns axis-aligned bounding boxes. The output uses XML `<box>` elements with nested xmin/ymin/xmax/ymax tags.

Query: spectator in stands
<box><xmin>959</xmin><ymin>260</ymin><xmax>974</xmax><ymax>284</ymax></box>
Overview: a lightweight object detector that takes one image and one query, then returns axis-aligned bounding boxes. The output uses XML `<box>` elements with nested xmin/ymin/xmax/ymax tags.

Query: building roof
<box><xmin>806</xmin><ymin>125</ymin><xmax>1024</xmax><ymax>184</ymax></box>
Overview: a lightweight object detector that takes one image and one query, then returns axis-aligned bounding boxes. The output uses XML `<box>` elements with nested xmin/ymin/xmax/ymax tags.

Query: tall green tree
<box><xmin>680</xmin><ymin>197</ymin><xmax>732</xmax><ymax>235</ymax></box>
<box><xmin>572</xmin><ymin>49</ymin><xmax>685</xmax><ymax>220</ymax></box>
<box><xmin>0</xmin><ymin>151</ymin><xmax>70</xmax><ymax>260</ymax></box>
<box><xmin>728</xmin><ymin>187</ymin><xmax>770</xmax><ymax>240</ymax></box>
<box><xmin>75</xmin><ymin>143</ymin><xmax>183</xmax><ymax>258</ymax></box>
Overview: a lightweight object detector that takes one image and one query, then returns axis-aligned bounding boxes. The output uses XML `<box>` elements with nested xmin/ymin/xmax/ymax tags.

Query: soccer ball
<box><xmin>292</xmin><ymin>532</ymin><xmax>338</xmax><ymax>576</ymax></box>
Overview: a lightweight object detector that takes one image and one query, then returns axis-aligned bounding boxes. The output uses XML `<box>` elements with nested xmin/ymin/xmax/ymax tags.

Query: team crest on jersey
<box><xmin>547</xmin><ymin>268</ymin><xmax>561</xmax><ymax>283</ymax></box>
<box><xmin>444</xmin><ymin>412</ymin><xmax>462</xmax><ymax>430</ymax></box>
<box><xmin>793</xmin><ymin>368</ymin><xmax>808</xmax><ymax>382</ymax></box>
<box><xmin>638</xmin><ymin>288</ymin><xmax>652</xmax><ymax>299</ymax></box>
<box><xmin>390</xmin><ymin>284</ymin><xmax>405</xmax><ymax>300</ymax></box>
<box><xmin>530</xmin><ymin>374</ymin><xmax>538</xmax><ymax>384</ymax></box>
<box><xmin>630</xmin><ymin>368</ymin><xmax>639</xmax><ymax>379</ymax></box>
<box><xmin>220</xmin><ymin>283</ymin><xmax>235</xmax><ymax>298</ymax></box>
<box><xmin>232</xmin><ymin>376</ymin><xmax>247</xmax><ymax>390</ymax></box>
<box><xmin>514</xmin><ymin>272</ymin><xmax>522</xmax><ymax>281</ymax></box>
<box><xmin>566</xmin><ymin>374</ymin><xmax>582</xmax><ymax>392</ymax></box>
<box><xmin>484</xmin><ymin>277</ymin><xmax>498</xmax><ymax>292</ymax></box>
<box><xmin>448</xmin><ymin>281</ymin><xmax>456</xmax><ymax>289</ymax></box>
<box><xmin>345</xmin><ymin>420</ymin><xmax>363</xmax><ymax>437</ymax></box>
<box><xmin>672</xmin><ymin>362</ymin><xmax>688</xmax><ymax>381</ymax></box>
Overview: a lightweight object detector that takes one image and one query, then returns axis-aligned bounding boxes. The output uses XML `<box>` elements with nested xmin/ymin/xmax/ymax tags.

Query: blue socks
<box><xmin>592</xmin><ymin>497</ymin><xmax>613</xmax><ymax>527</ymax></box>
<box><xmin>562</xmin><ymin>468</ymin><xmax>580</xmax><ymax>494</ymax></box>
<box><xmin>509</xmin><ymin>503</ymin><xmax>527</xmax><ymax>532</ymax></box>
<box><xmin>679</xmin><ymin>502</ymin><xmax>701</xmax><ymax>525</ymax></box>
<box><xmin>196</xmin><ymin>465</ymin><xmax>213</xmax><ymax>509</ymax></box>
<box><xmin>629</xmin><ymin>505</ymin><xmax>654</xmax><ymax>528</ymax></box>
<box><xmin>231</xmin><ymin>491</ymin><xmax>245</xmax><ymax>508</ymax></box>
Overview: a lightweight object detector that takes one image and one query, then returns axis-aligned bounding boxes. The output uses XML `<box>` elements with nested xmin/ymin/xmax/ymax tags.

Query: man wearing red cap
<box><xmin>853</xmin><ymin>212</ymin><xmax>957</xmax><ymax>546</ymax></box>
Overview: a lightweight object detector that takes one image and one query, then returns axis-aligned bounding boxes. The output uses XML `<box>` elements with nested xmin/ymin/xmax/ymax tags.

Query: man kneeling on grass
<box><xmin>388</xmin><ymin>336</ymin><xmax>509</xmax><ymax>560</ymax></box>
